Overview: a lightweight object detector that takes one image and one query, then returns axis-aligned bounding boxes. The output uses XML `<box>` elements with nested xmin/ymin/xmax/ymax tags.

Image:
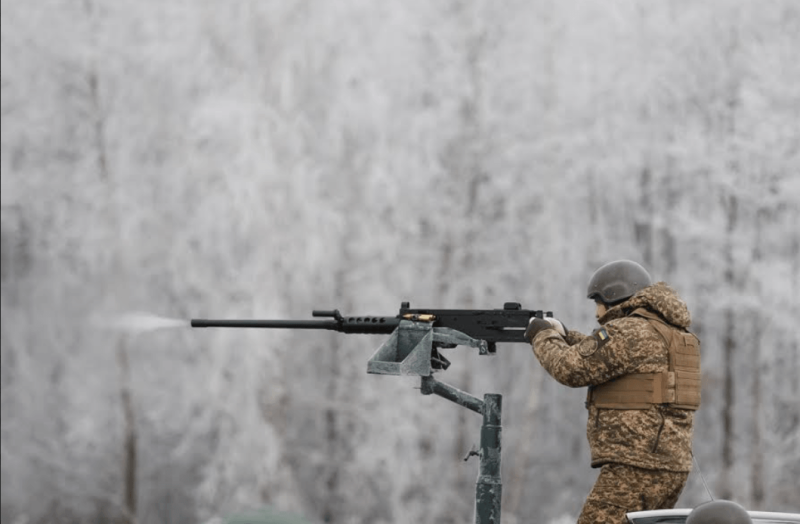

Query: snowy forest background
<box><xmin>2</xmin><ymin>1</ymin><xmax>799</xmax><ymax>523</ymax></box>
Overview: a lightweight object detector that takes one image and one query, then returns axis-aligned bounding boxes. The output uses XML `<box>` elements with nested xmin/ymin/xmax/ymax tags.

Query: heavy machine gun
<box><xmin>192</xmin><ymin>301</ymin><xmax>551</xmax><ymax>371</ymax></box>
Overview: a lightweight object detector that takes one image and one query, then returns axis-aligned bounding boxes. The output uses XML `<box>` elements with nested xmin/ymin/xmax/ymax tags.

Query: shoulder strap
<box><xmin>630</xmin><ymin>308</ymin><xmax>672</xmax><ymax>343</ymax></box>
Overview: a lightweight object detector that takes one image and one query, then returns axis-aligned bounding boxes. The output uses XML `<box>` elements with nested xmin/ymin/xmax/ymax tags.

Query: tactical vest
<box><xmin>586</xmin><ymin>308</ymin><xmax>701</xmax><ymax>410</ymax></box>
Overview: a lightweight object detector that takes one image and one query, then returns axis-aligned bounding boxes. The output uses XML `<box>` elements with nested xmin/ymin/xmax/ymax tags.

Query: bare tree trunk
<box><xmin>83</xmin><ymin>0</ymin><xmax>109</xmax><ymax>181</ymax></box>
<box><xmin>117</xmin><ymin>339</ymin><xmax>138</xmax><ymax>524</ymax></box>
<box><xmin>750</xmin><ymin>337</ymin><xmax>764</xmax><ymax>506</ymax></box>
<box><xmin>635</xmin><ymin>166</ymin><xmax>654</xmax><ymax>268</ymax></box>
<box><xmin>719</xmin><ymin>10</ymin><xmax>742</xmax><ymax>499</ymax></box>
<box><xmin>720</xmin><ymin>193</ymin><xmax>738</xmax><ymax>500</ymax></box>
<box><xmin>749</xmin><ymin>209</ymin><xmax>766</xmax><ymax>506</ymax></box>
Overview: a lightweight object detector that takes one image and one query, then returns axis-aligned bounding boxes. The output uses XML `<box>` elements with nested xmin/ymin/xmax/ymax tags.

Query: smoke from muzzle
<box><xmin>90</xmin><ymin>311</ymin><xmax>189</xmax><ymax>334</ymax></box>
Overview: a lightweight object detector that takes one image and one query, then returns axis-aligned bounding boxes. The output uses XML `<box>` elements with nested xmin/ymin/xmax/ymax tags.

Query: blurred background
<box><xmin>2</xmin><ymin>1</ymin><xmax>799</xmax><ymax>523</ymax></box>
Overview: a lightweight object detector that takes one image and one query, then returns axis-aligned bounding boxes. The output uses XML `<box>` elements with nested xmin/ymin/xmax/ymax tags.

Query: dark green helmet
<box><xmin>586</xmin><ymin>260</ymin><xmax>652</xmax><ymax>305</ymax></box>
<box><xmin>686</xmin><ymin>500</ymin><xmax>753</xmax><ymax>524</ymax></box>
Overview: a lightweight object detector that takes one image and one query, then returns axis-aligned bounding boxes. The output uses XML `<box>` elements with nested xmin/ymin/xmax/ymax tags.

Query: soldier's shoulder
<box><xmin>603</xmin><ymin>316</ymin><xmax>665</xmax><ymax>350</ymax></box>
<box><xmin>604</xmin><ymin>315</ymin><xmax>649</xmax><ymax>334</ymax></box>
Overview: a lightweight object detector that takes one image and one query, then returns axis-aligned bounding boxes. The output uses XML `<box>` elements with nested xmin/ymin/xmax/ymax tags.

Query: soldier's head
<box><xmin>587</xmin><ymin>260</ymin><xmax>652</xmax><ymax>315</ymax></box>
<box><xmin>686</xmin><ymin>500</ymin><xmax>753</xmax><ymax>524</ymax></box>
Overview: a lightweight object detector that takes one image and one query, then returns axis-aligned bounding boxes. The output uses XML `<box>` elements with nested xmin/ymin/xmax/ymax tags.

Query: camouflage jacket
<box><xmin>531</xmin><ymin>282</ymin><xmax>697</xmax><ymax>472</ymax></box>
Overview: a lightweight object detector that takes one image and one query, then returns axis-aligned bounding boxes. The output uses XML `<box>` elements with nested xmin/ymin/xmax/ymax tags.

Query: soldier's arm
<box><xmin>531</xmin><ymin>323</ymin><xmax>630</xmax><ymax>388</ymax></box>
<box><xmin>564</xmin><ymin>329</ymin><xmax>589</xmax><ymax>346</ymax></box>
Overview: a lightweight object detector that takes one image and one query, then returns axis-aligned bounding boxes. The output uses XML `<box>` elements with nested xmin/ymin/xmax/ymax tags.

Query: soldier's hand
<box><xmin>545</xmin><ymin>318</ymin><xmax>567</xmax><ymax>336</ymax></box>
<box><xmin>525</xmin><ymin>317</ymin><xmax>568</xmax><ymax>343</ymax></box>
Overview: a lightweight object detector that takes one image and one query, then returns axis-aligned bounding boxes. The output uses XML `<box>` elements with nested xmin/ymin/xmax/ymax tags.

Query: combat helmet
<box><xmin>686</xmin><ymin>500</ymin><xmax>753</xmax><ymax>524</ymax></box>
<box><xmin>586</xmin><ymin>260</ymin><xmax>652</xmax><ymax>305</ymax></box>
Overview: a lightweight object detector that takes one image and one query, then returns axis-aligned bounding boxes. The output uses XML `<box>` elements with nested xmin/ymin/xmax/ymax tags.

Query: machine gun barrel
<box><xmin>190</xmin><ymin>310</ymin><xmax>402</xmax><ymax>334</ymax></box>
<box><xmin>190</xmin><ymin>319</ymin><xmax>341</xmax><ymax>330</ymax></box>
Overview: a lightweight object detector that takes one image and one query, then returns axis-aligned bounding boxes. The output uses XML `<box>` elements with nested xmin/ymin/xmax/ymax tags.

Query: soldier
<box><xmin>686</xmin><ymin>500</ymin><xmax>753</xmax><ymax>524</ymax></box>
<box><xmin>525</xmin><ymin>260</ymin><xmax>701</xmax><ymax>524</ymax></box>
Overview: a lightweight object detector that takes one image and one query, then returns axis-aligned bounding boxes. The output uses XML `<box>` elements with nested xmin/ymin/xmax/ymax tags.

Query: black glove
<box><xmin>525</xmin><ymin>317</ymin><xmax>567</xmax><ymax>343</ymax></box>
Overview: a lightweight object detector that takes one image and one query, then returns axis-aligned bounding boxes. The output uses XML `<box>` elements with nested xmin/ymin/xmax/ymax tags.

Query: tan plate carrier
<box><xmin>586</xmin><ymin>308</ymin><xmax>701</xmax><ymax>410</ymax></box>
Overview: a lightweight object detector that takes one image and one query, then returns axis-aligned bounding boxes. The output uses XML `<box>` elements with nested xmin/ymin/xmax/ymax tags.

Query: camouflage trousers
<box><xmin>577</xmin><ymin>463</ymin><xmax>689</xmax><ymax>524</ymax></box>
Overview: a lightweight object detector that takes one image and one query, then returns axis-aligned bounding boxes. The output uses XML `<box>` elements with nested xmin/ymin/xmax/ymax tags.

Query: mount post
<box><xmin>475</xmin><ymin>393</ymin><xmax>502</xmax><ymax>524</ymax></box>
<box><xmin>420</xmin><ymin>376</ymin><xmax>502</xmax><ymax>524</ymax></box>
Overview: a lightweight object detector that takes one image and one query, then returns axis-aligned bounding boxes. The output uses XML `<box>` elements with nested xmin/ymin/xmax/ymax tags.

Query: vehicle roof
<box><xmin>626</xmin><ymin>508</ymin><xmax>800</xmax><ymax>523</ymax></box>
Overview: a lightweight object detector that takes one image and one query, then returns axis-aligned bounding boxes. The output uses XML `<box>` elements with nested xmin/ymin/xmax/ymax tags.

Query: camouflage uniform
<box><xmin>577</xmin><ymin>464</ymin><xmax>688</xmax><ymax>523</ymax></box>
<box><xmin>531</xmin><ymin>283</ymin><xmax>698</xmax><ymax>523</ymax></box>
